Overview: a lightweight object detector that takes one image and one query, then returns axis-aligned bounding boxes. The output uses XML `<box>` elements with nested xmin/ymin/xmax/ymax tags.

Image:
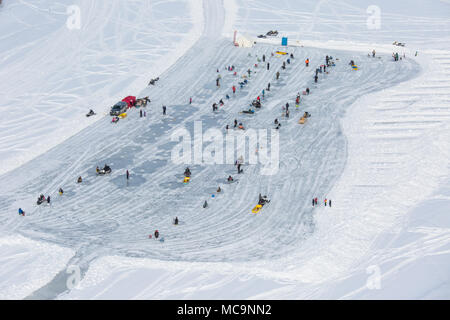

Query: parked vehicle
<box><xmin>110</xmin><ymin>101</ymin><xmax>128</xmax><ymax>116</ymax></box>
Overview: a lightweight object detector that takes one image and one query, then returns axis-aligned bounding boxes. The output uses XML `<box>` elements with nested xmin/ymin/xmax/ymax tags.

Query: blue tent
<box><xmin>281</xmin><ymin>37</ymin><xmax>288</xmax><ymax>46</ymax></box>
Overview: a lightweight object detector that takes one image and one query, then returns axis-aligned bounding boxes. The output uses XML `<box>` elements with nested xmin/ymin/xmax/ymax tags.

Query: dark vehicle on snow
<box><xmin>110</xmin><ymin>101</ymin><xmax>128</xmax><ymax>116</ymax></box>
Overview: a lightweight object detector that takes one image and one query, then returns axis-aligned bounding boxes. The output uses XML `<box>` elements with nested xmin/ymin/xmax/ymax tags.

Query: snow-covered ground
<box><xmin>0</xmin><ymin>0</ymin><xmax>203</xmax><ymax>176</ymax></box>
<box><xmin>1</xmin><ymin>0</ymin><xmax>449</xmax><ymax>300</ymax></box>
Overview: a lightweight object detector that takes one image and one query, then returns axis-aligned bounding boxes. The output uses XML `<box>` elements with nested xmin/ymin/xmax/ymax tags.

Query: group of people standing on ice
<box><xmin>312</xmin><ymin>198</ymin><xmax>332</xmax><ymax>207</ymax></box>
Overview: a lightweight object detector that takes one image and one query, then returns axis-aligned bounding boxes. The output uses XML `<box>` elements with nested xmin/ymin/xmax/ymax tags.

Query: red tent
<box><xmin>122</xmin><ymin>96</ymin><xmax>136</xmax><ymax>108</ymax></box>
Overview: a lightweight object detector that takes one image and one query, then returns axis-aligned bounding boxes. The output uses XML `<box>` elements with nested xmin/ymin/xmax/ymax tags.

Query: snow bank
<box><xmin>0</xmin><ymin>235</ymin><xmax>74</xmax><ymax>300</ymax></box>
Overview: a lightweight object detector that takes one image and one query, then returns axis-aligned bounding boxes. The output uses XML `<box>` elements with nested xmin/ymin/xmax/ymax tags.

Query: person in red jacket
<box><xmin>232</xmin><ymin>86</ymin><xmax>236</xmax><ymax>94</ymax></box>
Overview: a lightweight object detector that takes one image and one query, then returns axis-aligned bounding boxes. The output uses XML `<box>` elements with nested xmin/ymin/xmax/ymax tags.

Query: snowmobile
<box><xmin>393</xmin><ymin>41</ymin><xmax>406</xmax><ymax>47</ymax></box>
<box><xmin>136</xmin><ymin>97</ymin><xmax>150</xmax><ymax>107</ymax></box>
<box><xmin>149</xmin><ymin>77</ymin><xmax>160</xmax><ymax>85</ymax></box>
<box><xmin>37</xmin><ymin>194</ymin><xmax>46</xmax><ymax>205</ymax></box>
<box><xmin>252</xmin><ymin>195</ymin><xmax>270</xmax><ymax>214</ymax></box>
<box><xmin>86</xmin><ymin>109</ymin><xmax>96</xmax><ymax>117</ymax></box>
<box><xmin>266</xmin><ymin>30</ymin><xmax>278</xmax><ymax>37</ymax></box>
<box><xmin>252</xmin><ymin>100</ymin><xmax>261</xmax><ymax>108</ymax></box>
<box><xmin>97</xmin><ymin>165</ymin><xmax>112</xmax><ymax>175</ymax></box>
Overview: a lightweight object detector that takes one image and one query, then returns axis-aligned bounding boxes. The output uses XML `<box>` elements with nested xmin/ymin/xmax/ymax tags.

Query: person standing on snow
<box><xmin>312</xmin><ymin>199</ymin><xmax>315</xmax><ymax>207</ymax></box>
<box><xmin>329</xmin><ymin>200</ymin><xmax>332</xmax><ymax>207</ymax></box>
<box><xmin>162</xmin><ymin>105</ymin><xmax>166</xmax><ymax>115</ymax></box>
<box><xmin>154</xmin><ymin>230</ymin><xmax>159</xmax><ymax>239</ymax></box>
<box><xmin>315</xmin><ymin>198</ymin><xmax>318</xmax><ymax>205</ymax></box>
<box><xmin>276</xmin><ymin>71</ymin><xmax>280</xmax><ymax>80</ymax></box>
<box><xmin>324</xmin><ymin>199</ymin><xmax>328</xmax><ymax>206</ymax></box>
<box><xmin>314</xmin><ymin>75</ymin><xmax>318</xmax><ymax>83</ymax></box>
<box><xmin>126</xmin><ymin>170</ymin><xmax>129</xmax><ymax>180</ymax></box>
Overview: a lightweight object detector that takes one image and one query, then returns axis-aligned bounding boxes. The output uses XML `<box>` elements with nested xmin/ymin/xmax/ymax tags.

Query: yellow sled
<box><xmin>183</xmin><ymin>176</ymin><xmax>190</xmax><ymax>184</ymax></box>
<box><xmin>275</xmin><ymin>51</ymin><xmax>288</xmax><ymax>55</ymax></box>
<box><xmin>252</xmin><ymin>204</ymin><xmax>263</xmax><ymax>214</ymax></box>
<box><xmin>298</xmin><ymin>117</ymin><xmax>306</xmax><ymax>124</ymax></box>
<box><xmin>119</xmin><ymin>113</ymin><xmax>127</xmax><ymax>119</ymax></box>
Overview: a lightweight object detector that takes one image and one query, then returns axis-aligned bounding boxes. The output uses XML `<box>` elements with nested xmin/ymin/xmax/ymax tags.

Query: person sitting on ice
<box><xmin>258</xmin><ymin>194</ymin><xmax>270</xmax><ymax>206</ymax></box>
<box><xmin>217</xmin><ymin>186</ymin><xmax>222</xmax><ymax>193</ymax></box>
<box><xmin>238</xmin><ymin>123</ymin><xmax>245</xmax><ymax>130</ymax></box>
<box><xmin>18</xmin><ymin>208</ymin><xmax>25</xmax><ymax>216</ymax></box>
<box><xmin>174</xmin><ymin>217</ymin><xmax>179</xmax><ymax>225</ymax></box>
<box><xmin>227</xmin><ymin>176</ymin><xmax>234</xmax><ymax>182</ymax></box>
<box><xmin>154</xmin><ymin>230</ymin><xmax>159</xmax><ymax>239</ymax></box>
<box><xmin>184</xmin><ymin>167</ymin><xmax>191</xmax><ymax>177</ymax></box>
<box><xmin>77</xmin><ymin>176</ymin><xmax>82</xmax><ymax>183</ymax></box>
